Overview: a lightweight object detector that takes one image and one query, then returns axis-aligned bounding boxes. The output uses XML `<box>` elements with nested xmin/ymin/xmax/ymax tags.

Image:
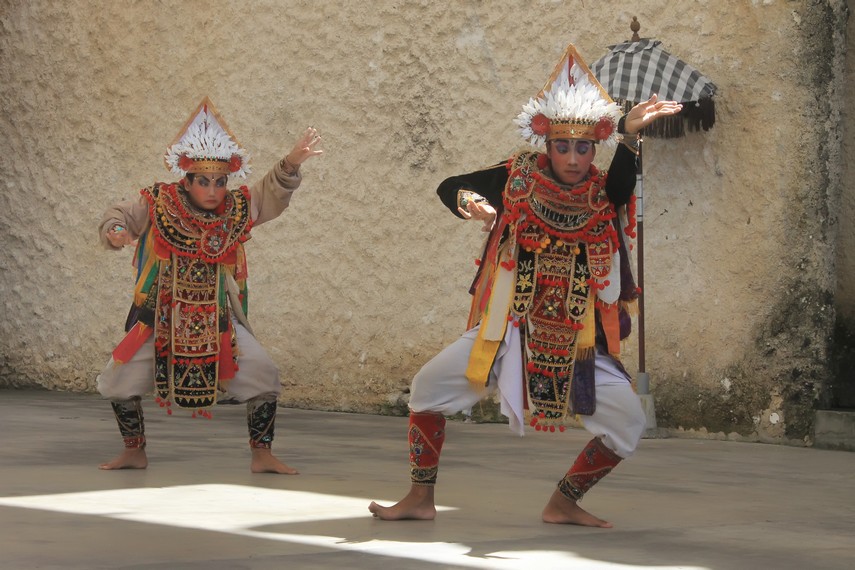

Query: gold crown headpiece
<box><xmin>514</xmin><ymin>44</ymin><xmax>623</xmax><ymax>147</ymax></box>
<box><xmin>163</xmin><ymin>97</ymin><xmax>251</xmax><ymax>179</ymax></box>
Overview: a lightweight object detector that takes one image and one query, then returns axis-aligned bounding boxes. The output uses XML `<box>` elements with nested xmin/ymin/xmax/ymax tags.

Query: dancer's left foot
<box><xmin>250</xmin><ymin>448</ymin><xmax>299</xmax><ymax>474</ymax></box>
<box><xmin>369</xmin><ymin>484</ymin><xmax>436</xmax><ymax>520</ymax></box>
<box><xmin>541</xmin><ymin>488</ymin><xmax>613</xmax><ymax>528</ymax></box>
<box><xmin>99</xmin><ymin>447</ymin><xmax>148</xmax><ymax>470</ymax></box>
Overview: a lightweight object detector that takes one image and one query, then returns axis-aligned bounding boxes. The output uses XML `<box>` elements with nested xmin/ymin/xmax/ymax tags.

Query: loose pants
<box><xmin>408</xmin><ymin>325</ymin><xmax>646</xmax><ymax>458</ymax></box>
<box><xmin>97</xmin><ymin>322</ymin><xmax>281</xmax><ymax>403</ymax></box>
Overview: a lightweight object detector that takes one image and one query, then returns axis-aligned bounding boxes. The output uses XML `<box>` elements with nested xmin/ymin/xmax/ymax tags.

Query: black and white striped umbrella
<box><xmin>591</xmin><ymin>39</ymin><xmax>717</xmax><ymax>138</ymax></box>
<box><xmin>590</xmin><ymin>37</ymin><xmax>718</xmax><ymax>392</ymax></box>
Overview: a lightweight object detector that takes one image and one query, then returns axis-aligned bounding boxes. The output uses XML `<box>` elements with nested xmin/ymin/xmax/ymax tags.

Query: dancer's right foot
<box><xmin>99</xmin><ymin>448</ymin><xmax>148</xmax><ymax>470</ymax></box>
<box><xmin>369</xmin><ymin>485</ymin><xmax>436</xmax><ymax>520</ymax></box>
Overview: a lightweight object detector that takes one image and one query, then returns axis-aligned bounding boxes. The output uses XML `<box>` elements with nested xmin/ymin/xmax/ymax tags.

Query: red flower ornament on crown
<box><xmin>178</xmin><ymin>155</ymin><xmax>195</xmax><ymax>172</ymax></box>
<box><xmin>594</xmin><ymin>117</ymin><xmax>615</xmax><ymax>141</ymax></box>
<box><xmin>228</xmin><ymin>155</ymin><xmax>242</xmax><ymax>173</ymax></box>
<box><xmin>531</xmin><ymin>113</ymin><xmax>550</xmax><ymax>136</ymax></box>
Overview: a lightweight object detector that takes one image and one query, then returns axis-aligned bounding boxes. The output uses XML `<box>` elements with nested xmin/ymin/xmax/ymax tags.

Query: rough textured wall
<box><xmin>0</xmin><ymin>0</ymin><xmax>846</xmax><ymax>444</ymax></box>
<box><xmin>834</xmin><ymin>0</ymin><xmax>855</xmax><ymax>407</ymax></box>
<box><xmin>843</xmin><ymin>0</ymin><xmax>855</xmax><ymax>322</ymax></box>
<box><xmin>645</xmin><ymin>1</ymin><xmax>846</xmax><ymax>443</ymax></box>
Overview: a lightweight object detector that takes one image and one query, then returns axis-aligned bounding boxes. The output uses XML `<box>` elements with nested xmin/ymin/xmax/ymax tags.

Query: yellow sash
<box><xmin>465</xmin><ymin>252</ymin><xmax>516</xmax><ymax>386</ymax></box>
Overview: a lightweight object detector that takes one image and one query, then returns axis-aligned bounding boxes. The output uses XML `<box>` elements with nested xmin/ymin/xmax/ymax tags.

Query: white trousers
<box><xmin>97</xmin><ymin>322</ymin><xmax>281</xmax><ymax>403</ymax></box>
<box><xmin>408</xmin><ymin>325</ymin><xmax>646</xmax><ymax>458</ymax></box>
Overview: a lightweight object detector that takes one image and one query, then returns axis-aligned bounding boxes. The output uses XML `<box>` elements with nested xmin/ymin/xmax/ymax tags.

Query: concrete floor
<box><xmin>1</xmin><ymin>389</ymin><xmax>853</xmax><ymax>570</ymax></box>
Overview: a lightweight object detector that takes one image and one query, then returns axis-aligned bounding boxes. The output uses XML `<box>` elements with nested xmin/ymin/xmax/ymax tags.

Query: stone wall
<box><xmin>0</xmin><ymin>0</ymin><xmax>849</xmax><ymax>444</ymax></box>
<box><xmin>835</xmin><ymin>0</ymin><xmax>855</xmax><ymax>407</ymax></box>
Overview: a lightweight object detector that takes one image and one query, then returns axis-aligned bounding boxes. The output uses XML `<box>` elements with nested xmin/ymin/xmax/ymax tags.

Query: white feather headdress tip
<box><xmin>516</xmin><ymin>45</ymin><xmax>623</xmax><ymax>148</ymax></box>
<box><xmin>163</xmin><ymin>97</ymin><xmax>251</xmax><ymax>179</ymax></box>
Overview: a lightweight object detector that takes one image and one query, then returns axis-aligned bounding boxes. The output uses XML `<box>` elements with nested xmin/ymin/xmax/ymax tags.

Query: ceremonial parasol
<box><xmin>590</xmin><ymin>18</ymin><xmax>718</xmax><ymax>399</ymax></box>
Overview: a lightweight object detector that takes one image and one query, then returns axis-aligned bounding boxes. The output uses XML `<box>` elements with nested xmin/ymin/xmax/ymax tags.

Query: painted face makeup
<box><xmin>187</xmin><ymin>174</ymin><xmax>228</xmax><ymax>210</ymax></box>
<box><xmin>552</xmin><ymin>139</ymin><xmax>593</xmax><ymax>156</ymax></box>
<box><xmin>547</xmin><ymin>139</ymin><xmax>596</xmax><ymax>185</ymax></box>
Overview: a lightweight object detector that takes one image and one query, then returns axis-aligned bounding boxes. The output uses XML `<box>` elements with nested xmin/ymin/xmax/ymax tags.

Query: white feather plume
<box><xmin>516</xmin><ymin>62</ymin><xmax>623</xmax><ymax>148</ymax></box>
<box><xmin>164</xmin><ymin>110</ymin><xmax>251</xmax><ymax>178</ymax></box>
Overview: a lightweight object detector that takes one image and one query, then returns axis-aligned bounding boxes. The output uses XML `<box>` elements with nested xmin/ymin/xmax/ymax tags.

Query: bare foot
<box><xmin>250</xmin><ymin>448</ymin><xmax>299</xmax><ymax>474</ymax></box>
<box><xmin>99</xmin><ymin>448</ymin><xmax>148</xmax><ymax>470</ymax></box>
<box><xmin>369</xmin><ymin>485</ymin><xmax>436</xmax><ymax>520</ymax></box>
<box><xmin>541</xmin><ymin>488</ymin><xmax>613</xmax><ymax>528</ymax></box>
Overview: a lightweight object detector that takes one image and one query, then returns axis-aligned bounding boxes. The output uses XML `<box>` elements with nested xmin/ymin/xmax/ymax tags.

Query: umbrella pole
<box><xmin>634</xmin><ymin>142</ymin><xmax>657</xmax><ymax>436</ymax></box>
<box><xmin>635</xmin><ymin>143</ymin><xmax>658</xmax><ymax>437</ymax></box>
<box><xmin>636</xmin><ymin>143</ymin><xmax>650</xmax><ymax>395</ymax></box>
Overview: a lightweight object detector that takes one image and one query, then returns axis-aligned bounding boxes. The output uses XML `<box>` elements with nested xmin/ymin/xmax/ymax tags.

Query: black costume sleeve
<box><xmin>604</xmin><ymin>144</ymin><xmax>639</xmax><ymax>207</ymax></box>
<box><xmin>436</xmin><ymin>120</ymin><xmax>640</xmax><ymax>216</ymax></box>
<box><xmin>436</xmin><ymin>162</ymin><xmax>509</xmax><ymax>219</ymax></box>
<box><xmin>605</xmin><ymin>118</ymin><xmax>640</xmax><ymax>207</ymax></box>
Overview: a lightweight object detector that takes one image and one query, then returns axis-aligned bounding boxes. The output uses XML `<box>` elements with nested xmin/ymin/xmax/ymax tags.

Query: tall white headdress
<box><xmin>164</xmin><ymin>97</ymin><xmax>250</xmax><ymax>179</ymax></box>
<box><xmin>515</xmin><ymin>44</ymin><xmax>623</xmax><ymax>148</ymax></box>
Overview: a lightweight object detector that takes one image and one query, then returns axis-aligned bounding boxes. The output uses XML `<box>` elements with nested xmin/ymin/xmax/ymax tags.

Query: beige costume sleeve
<box><xmin>98</xmin><ymin>195</ymin><xmax>151</xmax><ymax>250</ymax></box>
<box><xmin>98</xmin><ymin>160</ymin><xmax>301</xmax><ymax>250</ymax></box>
<box><xmin>250</xmin><ymin>161</ymin><xmax>303</xmax><ymax>226</ymax></box>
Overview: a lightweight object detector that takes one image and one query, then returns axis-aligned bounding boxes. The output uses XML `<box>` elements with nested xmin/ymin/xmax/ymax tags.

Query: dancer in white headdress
<box><xmin>369</xmin><ymin>45</ymin><xmax>681</xmax><ymax>527</ymax></box>
<box><xmin>96</xmin><ymin>97</ymin><xmax>322</xmax><ymax>474</ymax></box>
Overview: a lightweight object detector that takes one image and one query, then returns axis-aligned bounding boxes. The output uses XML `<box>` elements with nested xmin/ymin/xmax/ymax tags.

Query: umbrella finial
<box><xmin>630</xmin><ymin>16</ymin><xmax>641</xmax><ymax>42</ymax></box>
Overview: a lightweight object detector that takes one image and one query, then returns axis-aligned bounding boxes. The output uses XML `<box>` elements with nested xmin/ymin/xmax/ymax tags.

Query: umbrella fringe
<box><xmin>686</xmin><ymin>97</ymin><xmax>716</xmax><ymax>133</ymax></box>
<box><xmin>620</xmin><ymin>98</ymin><xmax>716</xmax><ymax>139</ymax></box>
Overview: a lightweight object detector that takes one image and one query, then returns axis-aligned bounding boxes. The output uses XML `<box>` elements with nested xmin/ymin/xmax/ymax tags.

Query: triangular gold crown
<box><xmin>163</xmin><ymin>97</ymin><xmax>250</xmax><ymax>178</ymax></box>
